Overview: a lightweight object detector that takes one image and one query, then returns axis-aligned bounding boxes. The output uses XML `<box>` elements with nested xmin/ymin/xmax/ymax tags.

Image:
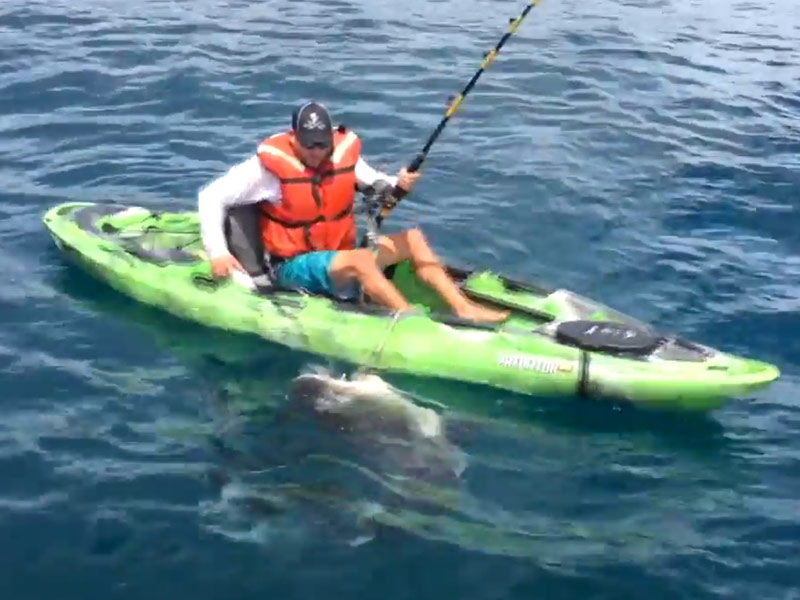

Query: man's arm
<box><xmin>198</xmin><ymin>155</ymin><xmax>280</xmax><ymax>259</ymax></box>
<box><xmin>354</xmin><ymin>157</ymin><xmax>398</xmax><ymax>189</ymax></box>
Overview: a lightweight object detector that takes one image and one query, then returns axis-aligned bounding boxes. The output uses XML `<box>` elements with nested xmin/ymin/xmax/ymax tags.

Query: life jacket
<box><xmin>256</xmin><ymin>129</ymin><xmax>361</xmax><ymax>259</ymax></box>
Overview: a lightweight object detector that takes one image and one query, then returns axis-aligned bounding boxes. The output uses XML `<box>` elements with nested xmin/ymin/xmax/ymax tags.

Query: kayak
<box><xmin>42</xmin><ymin>202</ymin><xmax>779</xmax><ymax>411</ymax></box>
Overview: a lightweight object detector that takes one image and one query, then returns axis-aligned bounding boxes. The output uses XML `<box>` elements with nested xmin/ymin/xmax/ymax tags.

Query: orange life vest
<box><xmin>256</xmin><ymin>129</ymin><xmax>361</xmax><ymax>259</ymax></box>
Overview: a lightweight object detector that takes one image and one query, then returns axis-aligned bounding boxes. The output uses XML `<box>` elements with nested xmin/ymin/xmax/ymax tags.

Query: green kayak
<box><xmin>43</xmin><ymin>202</ymin><xmax>779</xmax><ymax>411</ymax></box>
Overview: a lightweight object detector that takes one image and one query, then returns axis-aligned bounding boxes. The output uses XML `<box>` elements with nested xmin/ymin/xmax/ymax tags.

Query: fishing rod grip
<box><xmin>408</xmin><ymin>153</ymin><xmax>425</xmax><ymax>172</ymax></box>
<box><xmin>388</xmin><ymin>152</ymin><xmax>425</xmax><ymax>203</ymax></box>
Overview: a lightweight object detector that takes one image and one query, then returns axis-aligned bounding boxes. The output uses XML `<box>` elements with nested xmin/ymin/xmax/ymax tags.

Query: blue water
<box><xmin>2</xmin><ymin>0</ymin><xmax>799</xmax><ymax>597</ymax></box>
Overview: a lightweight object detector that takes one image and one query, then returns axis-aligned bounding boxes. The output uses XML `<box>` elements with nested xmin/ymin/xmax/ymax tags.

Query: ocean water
<box><xmin>1</xmin><ymin>0</ymin><xmax>799</xmax><ymax>598</ymax></box>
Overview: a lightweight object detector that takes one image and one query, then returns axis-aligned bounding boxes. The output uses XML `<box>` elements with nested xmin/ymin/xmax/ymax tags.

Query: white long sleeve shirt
<box><xmin>198</xmin><ymin>154</ymin><xmax>396</xmax><ymax>259</ymax></box>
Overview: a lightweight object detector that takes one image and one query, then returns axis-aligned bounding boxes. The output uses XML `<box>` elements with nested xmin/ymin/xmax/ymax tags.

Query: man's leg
<box><xmin>375</xmin><ymin>229</ymin><xmax>509</xmax><ymax>322</ymax></box>
<box><xmin>328</xmin><ymin>248</ymin><xmax>410</xmax><ymax>311</ymax></box>
<box><xmin>275</xmin><ymin>251</ymin><xmax>353</xmax><ymax>297</ymax></box>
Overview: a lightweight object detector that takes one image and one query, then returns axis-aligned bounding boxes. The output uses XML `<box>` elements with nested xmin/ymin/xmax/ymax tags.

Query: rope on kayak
<box><xmin>376</xmin><ymin>0</ymin><xmax>544</xmax><ymax>229</ymax></box>
<box><xmin>361</xmin><ymin>309</ymin><xmax>406</xmax><ymax>374</ymax></box>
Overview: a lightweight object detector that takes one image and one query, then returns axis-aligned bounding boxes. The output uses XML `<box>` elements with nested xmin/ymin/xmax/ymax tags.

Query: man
<box><xmin>198</xmin><ymin>101</ymin><xmax>508</xmax><ymax>323</ymax></box>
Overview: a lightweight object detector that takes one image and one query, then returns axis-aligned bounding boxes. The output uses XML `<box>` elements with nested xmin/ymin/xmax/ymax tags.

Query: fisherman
<box><xmin>198</xmin><ymin>101</ymin><xmax>508</xmax><ymax>322</ymax></box>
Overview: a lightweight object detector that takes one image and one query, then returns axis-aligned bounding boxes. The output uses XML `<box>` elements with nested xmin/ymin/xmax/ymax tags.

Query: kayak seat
<box><xmin>221</xmin><ymin>204</ymin><xmax>399</xmax><ymax>309</ymax></box>
<box><xmin>224</xmin><ymin>204</ymin><xmax>274</xmax><ymax>282</ymax></box>
<box><xmin>223</xmin><ymin>204</ymin><xmax>360</xmax><ymax>303</ymax></box>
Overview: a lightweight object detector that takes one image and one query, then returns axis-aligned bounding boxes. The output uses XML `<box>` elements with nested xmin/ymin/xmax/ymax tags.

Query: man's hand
<box><xmin>210</xmin><ymin>253</ymin><xmax>244</xmax><ymax>277</ymax></box>
<box><xmin>395</xmin><ymin>167</ymin><xmax>422</xmax><ymax>192</ymax></box>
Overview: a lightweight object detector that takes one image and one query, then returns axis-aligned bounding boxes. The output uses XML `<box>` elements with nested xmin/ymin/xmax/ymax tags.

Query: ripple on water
<box><xmin>1</xmin><ymin>0</ymin><xmax>800</xmax><ymax>597</ymax></box>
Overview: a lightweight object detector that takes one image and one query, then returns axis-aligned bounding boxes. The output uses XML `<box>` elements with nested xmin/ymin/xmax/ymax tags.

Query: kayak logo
<box><xmin>584</xmin><ymin>324</ymin><xmax>638</xmax><ymax>339</ymax></box>
<box><xmin>303</xmin><ymin>112</ymin><xmax>326</xmax><ymax>130</ymax></box>
<box><xmin>497</xmin><ymin>354</ymin><xmax>573</xmax><ymax>374</ymax></box>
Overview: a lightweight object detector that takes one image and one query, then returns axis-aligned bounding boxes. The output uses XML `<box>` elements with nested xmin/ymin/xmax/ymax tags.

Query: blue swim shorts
<box><xmin>274</xmin><ymin>251</ymin><xmax>358</xmax><ymax>299</ymax></box>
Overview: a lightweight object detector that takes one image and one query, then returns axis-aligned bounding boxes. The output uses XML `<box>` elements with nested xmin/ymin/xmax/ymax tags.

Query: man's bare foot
<box><xmin>456</xmin><ymin>302</ymin><xmax>510</xmax><ymax>323</ymax></box>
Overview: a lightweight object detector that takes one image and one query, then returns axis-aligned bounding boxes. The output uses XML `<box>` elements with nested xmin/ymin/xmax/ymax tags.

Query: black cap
<box><xmin>291</xmin><ymin>101</ymin><xmax>333</xmax><ymax>149</ymax></box>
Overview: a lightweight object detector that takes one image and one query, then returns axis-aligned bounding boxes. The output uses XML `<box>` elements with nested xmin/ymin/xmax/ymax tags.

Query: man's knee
<box><xmin>405</xmin><ymin>227</ymin><xmax>427</xmax><ymax>249</ymax></box>
<box><xmin>404</xmin><ymin>228</ymin><xmax>439</xmax><ymax>268</ymax></box>
<box><xmin>391</xmin><ymin>227</ymin><xmax>428</xmax><ymax>261</ymax></box>
<box><xmin>344</xmin><ymin>248</ymin><xmax>380</xmax><ymax>276</ymax></box>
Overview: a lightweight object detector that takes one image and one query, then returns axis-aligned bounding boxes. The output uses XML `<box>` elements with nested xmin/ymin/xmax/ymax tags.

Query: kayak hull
<box><xmin>42</xmin><ymin>202</ymin><xmax>779</xmax><ymax>411</ymax></box>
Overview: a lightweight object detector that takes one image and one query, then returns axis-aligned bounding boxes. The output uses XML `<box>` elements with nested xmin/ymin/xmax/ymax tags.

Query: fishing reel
<box><xmin>358</xmin><ymin>180</ymin><xmax>397</xmax><ymax>250</ymax></box>
<box><xmin>360</xmin><ymin>179</ymin><xmax>398</xmax><ymax>212</ymax></box>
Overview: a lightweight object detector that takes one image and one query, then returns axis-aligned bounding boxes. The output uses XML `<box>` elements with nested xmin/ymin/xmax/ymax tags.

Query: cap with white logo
<box><xmin>292</xmin><ymin>101</ymin><xmax>333</xmax><ymax>149</ymax></box>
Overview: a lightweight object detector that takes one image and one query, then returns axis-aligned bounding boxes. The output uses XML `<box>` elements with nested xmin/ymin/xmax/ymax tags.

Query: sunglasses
<box><xmin>301</xmin><ymin>141</ymin><xmax>332</xmax><ymax>150</ymax></box>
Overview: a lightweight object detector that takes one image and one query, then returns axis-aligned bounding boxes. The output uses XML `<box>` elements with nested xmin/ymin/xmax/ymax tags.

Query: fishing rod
<box><xmin>376</xmin><ymin>0</ymin><xmax>543</xmax><ymax>229</ymax></box>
